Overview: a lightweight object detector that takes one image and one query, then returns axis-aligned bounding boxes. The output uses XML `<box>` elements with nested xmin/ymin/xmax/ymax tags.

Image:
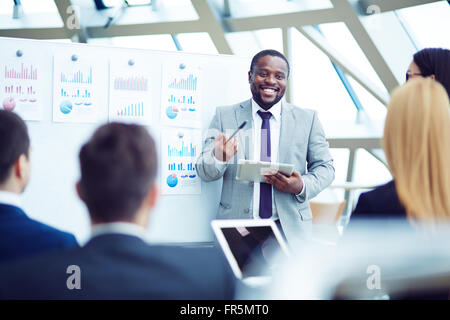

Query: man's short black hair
<box><xmin>0</xmin><ymin>111</ymin><xmax>30</xmax><ymax>184</ymax></box>
<box><xmin>250</xmin><ymin>49</ymin><xmax>290</xmax><ymax>77</ymax></box>
<box><xmin>78</xmin><ymin>123</ymin><xmax>157</xmax><ymax>223</ymax></box>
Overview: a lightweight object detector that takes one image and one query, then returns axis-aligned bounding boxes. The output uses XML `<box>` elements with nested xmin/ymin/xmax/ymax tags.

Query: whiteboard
<box><xmin>0</xmin><ymin>37</ymin><xmax>251</xmax><ymax>244</ymax></box>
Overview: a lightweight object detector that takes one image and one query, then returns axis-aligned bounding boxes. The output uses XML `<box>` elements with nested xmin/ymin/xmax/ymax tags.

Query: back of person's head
<box><xmin>383</xmin><ymin>78</ymin><xmax>450</xmax><ymax>225</ymax></box>
<box><xmin>0</xmin><ymin>110</ymin><xmax>30</xmax><ymax>188</ymax></box>
<box><xmin>78</xmin><ymin>123</ymin><xmax>157</xmax><ymax>223</ymax></box>
<box><xmin>413</xmin><ymin>48</ymin><xmax>450</xmax><ymax>98</ymax></box>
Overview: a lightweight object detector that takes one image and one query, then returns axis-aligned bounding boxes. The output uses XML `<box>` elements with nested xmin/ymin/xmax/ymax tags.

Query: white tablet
<box><xmin>211</xmin><ymin>219</ymin><xmax>289</xmax><ymax>284</ymax></box>
<box><xmin>235</xmin><ymin>159</ymin><xmax>294</xmax><ymax>183</ymax></box>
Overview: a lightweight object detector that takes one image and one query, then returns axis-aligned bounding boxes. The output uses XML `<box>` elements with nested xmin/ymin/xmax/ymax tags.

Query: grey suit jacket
<box><xmin>196</xmin><ymin>99</ymin><xmax>334</xmax><ymax>246</ymax></box>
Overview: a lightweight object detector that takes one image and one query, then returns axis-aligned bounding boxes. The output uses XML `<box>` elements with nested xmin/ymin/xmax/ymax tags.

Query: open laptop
<box><xmin>211</xmin><ymin>219</ymin><xmax>290</xmax><ymax>286</ymax></box>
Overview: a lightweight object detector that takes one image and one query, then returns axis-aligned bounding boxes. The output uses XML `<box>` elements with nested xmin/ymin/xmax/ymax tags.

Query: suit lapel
<box><xmin>279</xmin><ymin>102</ymin><xmax>295</xmax><ymax>163</ymax></box>
<box><xmin>235</xmin><ymin>99</ymin><xmax>253</xmax><ymax>160</ymax></box>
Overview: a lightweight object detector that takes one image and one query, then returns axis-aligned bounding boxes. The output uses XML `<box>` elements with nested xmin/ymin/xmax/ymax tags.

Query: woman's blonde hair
<box><xmin>383</xmin><ymin>78</ymin><xmax>450</xmax><ymax>225</ymax></box>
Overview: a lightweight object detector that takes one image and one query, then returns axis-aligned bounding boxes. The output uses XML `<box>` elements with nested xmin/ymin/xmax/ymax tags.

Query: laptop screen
<box><xmin>213</xmin><ymin>221</ymin><xmax>289</xmax><ymax>279</ymax></box>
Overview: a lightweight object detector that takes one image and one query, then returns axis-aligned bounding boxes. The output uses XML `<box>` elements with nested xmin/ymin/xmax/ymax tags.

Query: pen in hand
<box><xmin>225</xmin><ymin>121</ymin><xmax>247</xmax><ymax>144</ymax></box>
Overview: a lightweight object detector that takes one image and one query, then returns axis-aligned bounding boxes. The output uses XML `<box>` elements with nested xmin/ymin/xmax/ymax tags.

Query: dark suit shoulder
<box><xmin>15</xmin><ymin>213</ymin><xmax>78</xmax><ymax>248</ymax></box>
<box><xmin>352</xmin><ymin>180</ymin><xmax>406</xmax><ymax>219</ymax></box>
<box><xmin>0</xmin><ymin>236</ymin><xmax>235</xmax><ymax>299</ymax></box>
<box><xmin>0</xmin><ymin>205</ymin><xmax>78</xmax><ymax>264</ymax></box>
<box><xmin>28</xmin><ymin>217</ymin><xmax>76</xmax><ymax>240</ymax></box>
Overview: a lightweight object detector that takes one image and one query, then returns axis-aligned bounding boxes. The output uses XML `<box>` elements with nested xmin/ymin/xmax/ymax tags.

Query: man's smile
<box><xmin>260</xmin><ymin>86</ymin><xmax>279</xmax><ymax>96</ymax></box>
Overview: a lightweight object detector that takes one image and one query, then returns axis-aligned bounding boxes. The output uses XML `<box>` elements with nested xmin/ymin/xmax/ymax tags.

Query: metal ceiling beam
<box><xmin>296</xmin><ymin>25</ymin><xmax>389</xmax><ymax>105</ymax></box>
<box><xmin>330</xmin><ymin>0</ymin><xmax>399</xmax><ymax>92</ymax></box>
<box><xmin>224</xmin><ymin>8</ymin><xmax>341</xmax><ymax>32</ymax></box>
<box><xmin>0</xmin><ymin>28</ymin><xmax>67</xmax><ymax>39</ymax></box>
<box><xmin>358</xmin><ymin>0</ymin><xmax>442</xmax><ymax>14</ymax></box>
<box><xmin>328</xmin><ymin>137</ymin><xmax>381</xmax><ymax>149</ymax></box>
<box><xmin>223</xmin><ymin>0</ymin><xmax>231</xmax><ymax>17</ymax></box>
<box><xmin>191</xmin><ymin>0</ymin><xmax>233</xmax><ymax>54</ymax></box>
<box><xmin>53</xmin><ymin>0</ymin><xmax>88</xmax><ymax>43</ymax></box>
<box><xmin>282</xmin><ymin>27</ymin><xmax>293</xmax><ymax>103</ymax></box>
<box><xmin>367</xmin><ymin>149</ymin><xmax>387</xmax><ymax>167</ymax></box>
<box><xmin>86</xmin><ymin>20</ymin><xmax>203</xmax><ymax>38</ymax></box>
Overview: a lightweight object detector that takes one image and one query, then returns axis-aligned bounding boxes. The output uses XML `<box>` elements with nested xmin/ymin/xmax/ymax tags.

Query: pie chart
<box><xmin>60</xmin><ymin>100</ymin><xmax>73</xmax><ymax>114</ymax></box>
<box><xmin>166</xmin><ymin>174</ymin><xmax>178</xmax><ymax>188</ymax></box>
<box><xmin>166</xmin><ymin>106</ymin><xmax>178</xmax><ymax>119</ymax></box>
<box><xmin>2</xmin><ymin>97</ymin><xmax>16</xmax><ymax>111</ymax></box>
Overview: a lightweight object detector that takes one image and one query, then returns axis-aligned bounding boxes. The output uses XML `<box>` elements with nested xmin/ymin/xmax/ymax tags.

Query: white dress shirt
<box><xmin>90</xmin><ymin>222</ymin><xmax>147</xmax><ymax>241</ymax></box>
<box><xmin>0</xmin><ymin>190</ymin><xmax>22</xmax><ymax>208</ymax></box>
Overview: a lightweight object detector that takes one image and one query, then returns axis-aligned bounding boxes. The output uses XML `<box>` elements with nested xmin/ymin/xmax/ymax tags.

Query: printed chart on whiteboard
<box><xmin>0</xmin><ymin>52</ymin><xmax>43</xmax><ymax>121</ymax></box>
<box><xmin>161</xmin><ymin>63</ymin><xmax>202</xmax><ymax>128</ymax></box>
<box><xmin>53</xmin><ymin>49</ymin><xmax>107</xmax><ymax>123</ymax></box>
<box><xmin>161</xmin><ymin>127</ymin><xmax>202</xmax><ymax>195</ymax></box>
<box><xmin>109</xmin><ymin>58</ymin><xmax>153</xmax><ymax>125</ymax></box>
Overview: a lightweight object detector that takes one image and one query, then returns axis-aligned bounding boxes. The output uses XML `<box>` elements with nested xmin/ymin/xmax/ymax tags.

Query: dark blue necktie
<box><xmin>257</xmin><ymin>110</ymin><xmax>272</xmax><ymax>219</ymax></box>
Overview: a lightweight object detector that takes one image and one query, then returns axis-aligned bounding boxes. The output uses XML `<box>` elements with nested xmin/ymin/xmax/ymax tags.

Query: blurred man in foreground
<box><xmin>0</xmin><ymin>123</ymin><xmax>235</xmax><ymax>299</ymax></box>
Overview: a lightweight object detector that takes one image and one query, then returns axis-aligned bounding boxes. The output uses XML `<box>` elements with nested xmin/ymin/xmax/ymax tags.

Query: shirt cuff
<box><xmin>296</xmin><ymin>179</ymin><xmax>306</xmax><ymax>197</ymax></box>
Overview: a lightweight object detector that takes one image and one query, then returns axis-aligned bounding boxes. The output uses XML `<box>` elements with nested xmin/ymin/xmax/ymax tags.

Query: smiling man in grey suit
<box><xmin>196</xmin><ymin>49</ymin><xmax>334</xmax><ymax>246</ymax></box>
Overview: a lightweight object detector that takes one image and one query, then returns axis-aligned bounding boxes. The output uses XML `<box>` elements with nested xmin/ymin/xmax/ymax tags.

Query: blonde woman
<box><xmin>351</xmin><ymin>78</ymin><xmax>450</xmax><ymax>225</ymax></box>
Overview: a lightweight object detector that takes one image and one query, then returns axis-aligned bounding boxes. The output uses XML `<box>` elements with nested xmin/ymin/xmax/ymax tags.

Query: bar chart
<box><xmin>4</xmin><ymin>63</ymin><xmax>38</xmax><ymax>80</ymax></box>
<box><xmin>1</xmin><ymin>55</ymin><xmax>42</xmax><ymax>120</ymax></box>
<box><xmin>60</xmin><ymin>67</ymin><xmax>92</xmax><ymax>84</ymax></box>
<box><xmin>168</xmin><ymin>162</ymin><xmax>196</xmax><ymax>171</ymax></box>
<box><xmin>5</xmin><ymin>85</ymin><xmax>36</xmax><ymax>95</ymax></box>
<box><xmin>161</xmin><ymin>127</ymin><xmax>202</xmax><ymax>195</ymax></box>
<box><xmin>109</xmin><ymin>59</ymin><xmax>153</xmax><ymax>125</ymax></box>
<box><xmin>168</xmin><ymin>74</ymin><xmax>198</xmax><ymax>91</ymax></box>
<box><xmin>114</xmin><ymin>76</ymin><xmax>148</xmax><ymax>91</ymax></box>
<box><xmin>168</xmin><ymin>94</ymin><xmax>195</xmax><ymax>105</ymax></box>
<box><xmin>60</xmin><ymin>88</ymin><xmax>91</xmax><ymax>98</ymax></box>
<box><xmin>53</xmin><ymin>50</ymin><xmax>107</xmax><ymax>123</ymax></box>
<box><xmin>167</xmin><ymin>141</ymin><xmax>197</xmax><ymax>158</ymax></box>
<box><xmin>116</xmin><ymin>102</ymin><xmax>144</xmax><ymax>117</ymax></box>
<box><xmin>161</xmin><ymin>65</ymin><xmax>202</xmax><ymax>128</ymax></box>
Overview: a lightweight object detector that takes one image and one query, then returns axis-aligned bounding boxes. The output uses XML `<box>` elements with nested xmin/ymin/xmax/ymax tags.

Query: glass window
<box><xmin>88</xmin><ymin>34</ymin><xmax>178</xmax><ymax>51</ymax></box>
<box><xmin>359</xmin><ymin>10</ymin><xmax>417</xmax><ymax>85</ymax></box>
<box><xmin>396</xmin><ymin>1</ymin><xmax>450</xmax><ymax>49</ymax></box>
<box><xmin>77</xmin><ymin>0</ymin><xmax>197</xmax><ymax>27</ymax></box>
<box><xmin>330</xmin><ymin>148</ymin><xmax>351</xmax><ymax>184</ymax></box>
<box><xmin>0</xmin><ymin>0</ymin><xmax>62</xmax><ymax>28</ymax></box>
<box><xmin>314</xmin><ymin>148</ymin><xmax>349</xmax><ymax>201</ymax></box>
<box><xmin>318</xmin><ymin>22</ymin><xmax>388</xmax><ymax>94</ymax></box>
<box><xmin>226</xmin><ymin>31</ymin><xmax>262</xmax><ymax>57</ymax></box>
<box><xmin>0</xmin><ymin>2</ymin><xmax>12</xmax><ymax>14</ymax></box>
<box><xmin>177</xmin><ymin>33</ymin><xmax>218</xmax><ymax>54</ymax></box>
<box><xmin>290</xmin><ymin>27</ymin><xmax>357</xmax><ymax>123</ymax></box>
<box><xmin>253</xmin><ymin>28</ymin><xmax>283</xmax><ymax>53</ymax></box>
<box><xmin>347</xmin><ymin>76</ymin><xmax>387</xmax><ymax>121</ymax></box>
<box><xmin>226</xmin><ymin>0</ymin><xmax>332</xmax><ymax>18</ymax></box>
<box><xmin>225</xmin><ymin>28</ymin><xmax>283</xmax><ymax>58</ymax></box>
<box><xmin>17</xmin><ymin>0</ymin><xmax>58</xmax><ymax>14</ymax></box>
<box><xmin>353</xmin><ymin>149</ymin><xmax>391</xmax><ymax>186</ymax></box>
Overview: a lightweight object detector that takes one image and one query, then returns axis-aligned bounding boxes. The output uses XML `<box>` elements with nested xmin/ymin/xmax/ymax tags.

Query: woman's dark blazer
<box><xmin>351</xmin><ymin>180</ymin><xmax>407</xmax><ymax>220</ymax></box>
